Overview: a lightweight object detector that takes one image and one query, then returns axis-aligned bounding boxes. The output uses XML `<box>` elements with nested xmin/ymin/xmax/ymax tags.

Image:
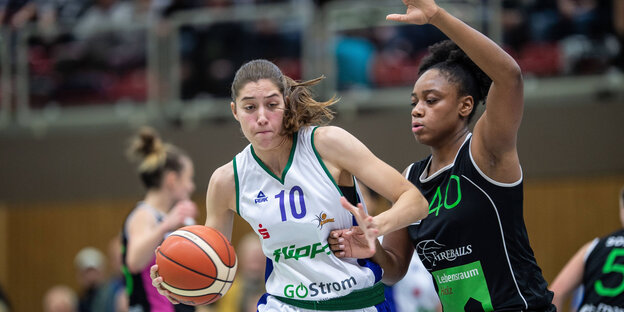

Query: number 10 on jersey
<box><xmin>276</xmin><ymin>186</ymin><xmax>307</xmax><ymax>221</ymax></box>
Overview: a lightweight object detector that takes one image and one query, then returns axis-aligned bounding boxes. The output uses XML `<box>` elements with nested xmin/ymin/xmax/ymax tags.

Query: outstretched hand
<box><xmin>386</xmin><ymin>0</ymin><xmax>440</xmax><ymax>25</ymax></box>
<box><xmin>328</xmin><ymin>197</ymin><xmax>379</xmax><ymax>258</ymax></box>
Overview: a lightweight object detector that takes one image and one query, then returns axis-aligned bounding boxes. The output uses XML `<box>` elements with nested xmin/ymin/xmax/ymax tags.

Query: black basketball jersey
<box><xmin>578</xmin><ymin>229</ymin><xmax>624</xmax><ymax>311</ymax></box>
<box><xmin>406</xmin><ymin>134</ymin><xmax>554</xmax><ymax>311</ymax></box>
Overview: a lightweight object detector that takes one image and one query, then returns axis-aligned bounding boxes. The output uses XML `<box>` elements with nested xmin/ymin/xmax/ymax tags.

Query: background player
<box><xmin>123</xmin><ymin>126</ymin><xmax>198</xmax><ymax>312</ymax></box>
<box><xmin>550</xmin><ymin>186</ymin><xmax>624</xmax><ymax>311</ymax></box>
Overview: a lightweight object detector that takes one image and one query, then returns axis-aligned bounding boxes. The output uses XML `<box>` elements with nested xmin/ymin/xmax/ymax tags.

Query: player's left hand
<box><xmin>150</xmin><ymin>261</ymin><xmax>180</xmax><ymax>304</ymax></box>
<box><xmin>386</xmin><ymin>0</ymin><xmax>440</xmax><ymax>25</ymax></box>
<box><xmin>328</xmin><ymin>197</ymin><xmax>378</xmax><ymax>258</ymax></box>
<box><xmin>328</xmin><ymin>226</ymin><xmax>377</xmax><ymax>258</ymax></box>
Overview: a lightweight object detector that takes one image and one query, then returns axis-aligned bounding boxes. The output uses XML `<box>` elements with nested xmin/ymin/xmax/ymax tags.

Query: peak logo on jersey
<box><xmin>416</xmin><ymin>240</ymin><xmax>472</xmax><ymax>267</ymax></box>
<box><xmin>258</xmin><ymin>224</ymin><xmax>270</xmax><ymax>239</ymax></box>
<box><xmin>254</xmin><ymin>191</ymin><xmax>268</xmax><ymax>204</ymax></box>
<box><xmin>283</xmin><ymin>276</ymin><xmax>357</xmax><ymax>299</ymax></box>
<box><xmin>314</xmin><ymin>212</ymin><xmax>334</xmax><ymax>229</ymax></box>
<box><xmin>273</xmin><ymin>242</ymin><xmax>331</xmax><ymax>263</ymax></box>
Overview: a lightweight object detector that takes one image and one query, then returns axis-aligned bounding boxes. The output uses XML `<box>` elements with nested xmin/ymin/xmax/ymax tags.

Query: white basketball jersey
<box><xmin>233</xmin><ymin>126</ymin><xmax>379</xmax><ymax>302</ymax></box>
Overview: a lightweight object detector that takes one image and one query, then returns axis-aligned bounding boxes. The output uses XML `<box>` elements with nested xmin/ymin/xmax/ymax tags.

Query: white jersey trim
<box><xmin>404</xmin><ymin>163</ymin><xmax>422</xmax><ymax>225</ymax></box>
<box><xmin>404</xmin><ymin>163</ymin><xmax>415</xmax><ymax>179</ymax></box>
<box><xmin>419</xmin><ymin>133</ymin><xmax>472</xmax><ymax>183</ymax></box>
<box><xmin>468</xmin><ymin>139</ymin><xmax>523</xmax><ymax>187</ymax></box>
<box><xmin>311</xmin><ymin>126</ymin><xmax>343</xmax><ymax>195</ymax></box>
<box><xmin>584</xmin><ymin>238</ymin><xmax>600</xmax><ymax>261</ymax></box>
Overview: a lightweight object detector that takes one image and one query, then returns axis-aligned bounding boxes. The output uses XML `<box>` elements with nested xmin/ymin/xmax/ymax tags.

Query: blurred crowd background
<box><xmin>0</xmin><ymin>0</ymin><xmax>623</xmax><ymax>311</ymax></box>
<box><xmin>0</xmin><ymin>0</ymin><xmax>622</xmax><ymax>112</ymax></box>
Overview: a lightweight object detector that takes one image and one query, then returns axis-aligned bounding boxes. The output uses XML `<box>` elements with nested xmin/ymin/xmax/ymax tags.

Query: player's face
<box><xmin>231</xmin><ymin>79</ymin><xmax>287</xmax><ymax>150</ymax></box>
<box><xmin>410</xmin><ymin>69</ymin><xmax>468</xmax><ymax>147</ymax></box>
<box><xmin>172</xmin><ymin>157</ymin><xmax>195</xmax><ymax>201</ymax></box>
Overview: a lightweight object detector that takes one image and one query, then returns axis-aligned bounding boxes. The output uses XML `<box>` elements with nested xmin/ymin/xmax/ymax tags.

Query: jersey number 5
<box><xmin>595</xmin><ymin>248</ymin><xmax>624</xmax><ymax>297</ymax></box>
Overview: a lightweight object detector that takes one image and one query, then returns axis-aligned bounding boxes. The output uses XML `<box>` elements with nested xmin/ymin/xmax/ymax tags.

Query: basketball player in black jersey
<box><xmin>329</xmin><ymin>0</ymin><xmax>555</xmax><ymax>310</ymax></box>
<box><xmin>550</xmin><ymin>186</ymin><xmax>624</xmax><ymax>312</ymax></box>
<box><xmin>123</xmin><ymin>127</ymin><xmax>198</xmax><ymax>312</ymax></box>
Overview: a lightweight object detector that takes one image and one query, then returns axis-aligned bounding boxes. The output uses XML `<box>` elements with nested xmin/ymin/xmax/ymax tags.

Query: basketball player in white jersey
<box><xmin>150</xmin><ymin>59</ymin><xmax>430</xmax><ymax>311</ymax></box>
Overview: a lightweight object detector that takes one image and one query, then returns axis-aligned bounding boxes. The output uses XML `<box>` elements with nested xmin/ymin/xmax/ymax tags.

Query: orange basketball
<box><xmin>156</xmin><ymin>225</ymin><xmax>237</xmax><ymax>306</ymax></box>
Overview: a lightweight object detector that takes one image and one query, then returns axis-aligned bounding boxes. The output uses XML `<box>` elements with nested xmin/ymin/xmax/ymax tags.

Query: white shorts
<box><xmin>256</xmin><ymin>294</ymin><xmax>389</xmax><ymax>312</ymax></box>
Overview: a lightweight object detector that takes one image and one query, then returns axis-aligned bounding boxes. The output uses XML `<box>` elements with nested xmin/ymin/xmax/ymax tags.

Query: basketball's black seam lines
<box><xmin>210</xmin><ymin>229</ymin><xmax>236</xmax><ymax>268</ymax></box>
<box><xmin>170</xmin><ymin>231</ymin><xmax>219</xmax><ymax>276</ymax></box>
<box><xmin>175</xmin><ymin>230</ymin><xmax>236</xmax><ymax>269</ymax></box>
<box><xmin>206</xmin><ymin>229</ymin><xmax>236</xmax><ymax>300</ymax></box>
<box><xmin>208</xmin><ymin>229</ymin><xmax>235</xmax><ymax>297</ymax></box>
<box><xmin>157</xmin><ymin>249</ymin><xmax>232</xmax><ymax>285</ymax></box>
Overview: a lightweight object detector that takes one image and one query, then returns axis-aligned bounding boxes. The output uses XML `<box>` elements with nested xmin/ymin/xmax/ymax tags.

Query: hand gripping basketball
<box><xmin>154</xmin><ymin>225</ymin><xmax>238</xmax><ymax>306</ymax></box>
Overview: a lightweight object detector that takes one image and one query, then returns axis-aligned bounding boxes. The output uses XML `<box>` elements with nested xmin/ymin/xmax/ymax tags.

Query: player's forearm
<box><xmin>429</xmin><ymin>8</ymin><xmax>521</xmax><ymax>85</ymax></box>
<box><xmin>127</xmin><ymin>228</ymin><xmax>170</xmax><ymax>273</ymax></box>
<box><xmin>373</xmin><ymin>188</ymin><xmax>428</xmax><ymax>236</ymax></box>
<box><xmin>370</xmin><ymin>240</ymin><xmax>409</xmax><ymax>285</ymax></box>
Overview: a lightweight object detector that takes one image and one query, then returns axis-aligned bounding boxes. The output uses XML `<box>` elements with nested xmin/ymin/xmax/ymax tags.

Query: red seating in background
<box><xmin>371</xmin><ymin>51</ymin><xmax>426</xmax><ymax>87</ymax></box>
<box><xmin>106</xmin><ymin>69</ymin><xmax>148</xmax><ymax>102</ymax></box>
<box><xmin>516</xmin><ymin>42</ymin><xmax>562</xmax><ymax>77</ymax></box>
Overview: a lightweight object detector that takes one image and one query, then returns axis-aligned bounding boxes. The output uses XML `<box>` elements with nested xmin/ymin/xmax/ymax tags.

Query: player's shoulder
<box><xmin>312</xmin><ymin>125</ymin><xmax>355</xmax><ymax>150</ymax></box>
<box><xmin>313</xmin><ymin>125</ymin><xmax>349</xmax><ymax>139</ymax></box>
<box><xmin>208</xmin><ymin>161</ymin><xmax>235</xmax><ymax>193</ymax></box>
<box><xmin>126</xmin><ymin>204</ymin><xmax>159</xmax><ymax>231</ymax></box>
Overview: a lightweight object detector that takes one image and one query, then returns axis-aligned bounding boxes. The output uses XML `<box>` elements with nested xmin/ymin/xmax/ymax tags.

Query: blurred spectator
<box><xmin>160</xmin><ymin>0</ymin><xmax>201</xmax><ymax>17</ymax></box>
<box><xmin>179</xmin><ymin>22</ymin><xmax>245</xmax><ymax>99</ymax></box>
<box><xmin>371</xmin><ymin>24</ymin><xmax>446</xmax><ymax>87</ymax></box>
<box><xmin>524</xmin><ymin>0</ymin><xmax>562</xmax><ymax>43</ymax></box>
<box><xmin>502</xmin><ymin>0</ymin><xmax>530</xmax><ymax>51</ymax></box>
<box><xmin>74</xmin><ymin>0</ymin><xmax>134</xmax><ymax>39</ymax></box>
<box><xmin>335</xmin><ymin>31</ymin><xmax>375</xmax><ymax>90</ymax></box>
<box><xmin>557</xmin><ymin>0</ymin><xmax>612</xmax><ymax>39</ymax></box>
<box><xmin>517</xmin><ymin>0</ymin><xmax>619</xmax><ymax>75</ymax></box>
<box><xmin>43</xmin><ymin>285</ymin><xmax>79</xmax><ymax>312</ymax></box>
<box><xmin>177</xmin><ymin>15</ymin><xmax>301</xmax><ymax>100</ymax></box>
<box><xmin>0</xmin><ymin>283</ymin><xmax>10</xmax><ymax>312</ymax></box>
<box><xmin>36</xmin><ymin>0</ymin><xmax>91</xmax><ymax>35</ymax></box>
<box><xmin>213</xmin><ymin>232</ymin><xmax>266</xmax><ymax>312</ymax></box>
<box><xmin>74</xmin><ymin>247</ymin><xmax>107</xmax><ymax>312</ymax></box>
<box><xmin>614</xmin><ymin>0</ymin><xmax>624</xmax><ymax>70</ymax></box>
<box><xmin>28</xmin><ymin>0</ymin><xmax>151</xmax><ymax>108</ymax></box>
<box><xmin>92</xmin><ymin>235</ymin><xmax>127</xmax><ymax>312</ymax></box>
<box><xmin>0</xmin><ymin>0</ymin><xmax>37</xmax><ymax>29</ymax></box>
<box><xmin>556</xmin><ymin>0</ymin><xmax>618</xmax><ymax>74</ymax></box>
